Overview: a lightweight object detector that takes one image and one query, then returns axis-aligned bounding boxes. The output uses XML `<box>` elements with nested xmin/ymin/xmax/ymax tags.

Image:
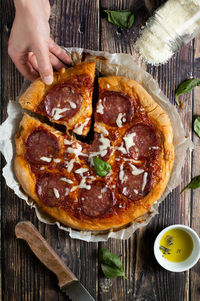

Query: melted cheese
<box><xmin>64</xmin><ymin>139</ymin><xmax>74</xmax><ymax>145</ymax></box>
<box><xmin>119</xmin><ymin>165</ymin><xmax>128</xmax><ymax>184</ymax></box>
<box><xmin>53</xmin><ymin>188</ymin><xmax>60</xmax><ymax>199</ymax></box>
<box><xmin>65</xmin><ymin>158</ymin><xmax>75</xmax><ymax>172</ymax></box>
<box><xmin>95</xmin><ymin>124</ymin><xmax>109</xmax><ymax>136</ymax></box>
<box><xmin>53</xmin><ymin>158</ymin><xmax>61</xmax><ymax>163</ymax></box>
<box><xmin>65</xmin><ymin>188</ymin><xmax>69</xmax><ymax>196</ymax></box>
<box><xmin>71</xmin><ymin>176</ymin><xmax>91</xmax><ymax>192</ymax></box>
<box><xmin>73</xmin><ymin>118</ymin><xmax>90</xmax><ymax>135</ymax></box>
<box><xmin>142</xmin><ymin>172</ymin><xmax>148</xmax><ymax>191</ymax></box>
<box><xmin>40</xmin><ymin>156</ymin><xmax>52</xmax><ymax>162</ymax></box>
<box><xmin>66</xmin><ymin>143</ymin><xmax>87</xmax><ymax>158</ymax></box>
<box><xmin>51</xmin><ymin>107</ymin><xmax>69</xmax><ymax>120</ymax></box>
<box><xmin>89</xmin><ymin>134</ymin><xmax>111</xmax><ymax>164</ymax></box>
<box><xmin>67</xmin><ymin>99</ymin><xmax>76</xmax><ymax>109</ymax></box>
<box><xmin>123</xmin><ymin>132</ymin><xmax>136</xmax><ymax>153</ymax></box>
<box><xmin>96</xmin><ymin>99</ymin><xmax>104</xmax><ymax>114</ymax></box>
<box><xmin>60</xmin><ymin>177</ymin><xmax>73</xmax><ymax>184</ymax></box>
<box><xmin>117</xmin><ymin>143</ymin><xmax>127</xmax><ymax>154</ymax></box>
<box><xmin>129</xmin><ymin>163</ymin><xmax>144</xmax><ymax>175</ymax></box>
<box><xmin>75</xmin><ymin>168</ymin><xmax>89</xmax><ymax>174</ymax></box>
<box><xmin>116</xmin><ymin>113</ymin><xmax>126</xmax><ymax>128</ymax></box>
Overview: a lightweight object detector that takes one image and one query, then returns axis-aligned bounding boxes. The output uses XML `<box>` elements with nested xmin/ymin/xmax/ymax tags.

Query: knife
<box><xmin>15</xmin><ymin>221</ymin><xmax>95</xmax><ymax>301</ymax></box>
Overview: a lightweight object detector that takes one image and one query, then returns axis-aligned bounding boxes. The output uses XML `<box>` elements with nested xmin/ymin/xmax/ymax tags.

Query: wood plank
<box><xmin>1</xmin><ymin>1</ymin><xmax>99</xmax><ymax>300</ymax></box>
<box><xmin>190</xmin><ymin>35</ymin><xmax>200</xmax><ymax>301</ymax></box>
<box><xmin>99</xmin><ymin>0</ymin><xmax>194</xmax><ymax>300</ymax></box>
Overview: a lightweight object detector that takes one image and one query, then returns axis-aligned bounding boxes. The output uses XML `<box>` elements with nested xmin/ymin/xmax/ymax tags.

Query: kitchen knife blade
<box><xmin>62</xmin><ymin>280</ymin><xmax>95</xmax><ymax>301</ymax></box>
<box><xmin>15</xmin><ymin>221</ymin><xmax>95</xmax><ymax>301</ymax></box>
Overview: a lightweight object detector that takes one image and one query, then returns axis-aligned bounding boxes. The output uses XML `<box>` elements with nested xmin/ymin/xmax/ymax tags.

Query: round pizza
<box><xmin>15</xmin><ymin>62</ymin><xmax>174</xmax><ymax>231</ymax></box>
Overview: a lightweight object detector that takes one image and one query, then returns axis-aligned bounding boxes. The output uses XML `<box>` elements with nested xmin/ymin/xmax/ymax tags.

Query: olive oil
<box><xmin>159</xmin><ymin>229</ymin><xmax>193</xmax><ymax>262</ymax></box>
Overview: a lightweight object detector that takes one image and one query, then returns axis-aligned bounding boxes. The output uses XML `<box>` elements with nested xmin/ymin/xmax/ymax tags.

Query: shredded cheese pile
<box><xmin>135</xmin><ymin>0</ymin><xmax>200</xmax><ymax>65</ymax></box>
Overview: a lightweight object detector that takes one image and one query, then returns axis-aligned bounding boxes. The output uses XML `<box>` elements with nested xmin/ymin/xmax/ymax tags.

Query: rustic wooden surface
<box><xmin>1</xmin><ymin>0</ymin><xmax>200</xmax><ymax>300</ymax></box>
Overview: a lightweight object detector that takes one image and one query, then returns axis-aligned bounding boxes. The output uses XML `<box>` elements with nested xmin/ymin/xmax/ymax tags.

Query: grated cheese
<box><xmin>135</xmin><ymin>0</ymin><xmax>200</xmax><ymax>65</ymax></box>
<box><xmin>51</xmin><ymin>107</ymin><xmax>69</xmax><ymax>120</ymax></box>
<box><xmin>53</xmin><ymin>188</ymin><xmax>60</xmax><ymax>199</ymax></box>
<box><xmin>53</xmin><ymin>158</ymin><xmax>61</xmax><ymax>163</ymax></box>
<box><xmin>89</xmin><ymin>134</ymin><xmax>111</xmax><ymax>164</ymax></box>
<box><xmin>123</xmin><ymin>132</ymin><xmax>136</xmax><ymax>153</ymax></box>
<box><xmin>40</xmin><ymin>156</ymin><xmax>52</xmax><ymax>162</ymax></box>
<box><xmin>65</xmin><ymin>188</ymin><xmax>69</xmax><ymax>196</ymax></box>
<box><xmin>75</xmin><ymin>168</ymin><xmax>89</xmax><ymax>174</ymax></box>
<box><xmin>142</xmin><ymin>172</ymin><xmax>148</xmax><ymax>192</ymax></box>
<box><xmin>95</xmin><ymin>124</ymin><xmax>109</xmax><ymax>136</ymax></box>
<box><xmin>116</xmin><ymin>113</ymin><xmax>126</xmax><ymax>128</ymax></box>
<box><xmin>71</xmin><ymin>176</ymin><xmax>91</xmax><ymax>192</ymax></box>
<box><xmin>96</xmin><ymin>99</ymin><xmax>104</xmax><ymax>114</ymax></box>
<box><xmin>65</xmin><ymin>158</ymin><xmax>75</xmax><ymax>172</ymax></box>
<box><xmin>66</xmin><ymin>143</ymin><xmax>87</xmax><ymax>158</ymax></box>
<box><xmin>73</xmin><ymin>118</ymin><xmax>90</xmax><ymax>135</ymax></box>
<box><xmin>60</xmin><ymin>177</ymin><xmax>73</xmax><ymax>184</ymax></box>
<box><xmin>129</xmin><ymin>163</ymin><xmax>144</xmax><ymax>175</ymax></box>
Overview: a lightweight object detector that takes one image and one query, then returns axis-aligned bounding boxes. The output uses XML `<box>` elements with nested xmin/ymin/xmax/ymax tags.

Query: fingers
<box><xmin>33</xmin><ymin>43</ymin><xmax>53</xmax><ymax>85</ymax></box>
<box><xmin>9</xmin><ymin>50</ymin><xmax>39</xmax><ymax>82</ymax></box>
<box><xmin>49</xmin><ymin>39</ymin><xmax>71</xmax><ymax>64</ymax></box>
<box><xmin>28</xmin><ymin>51</ymin><xmax>67</xmax><ymax>72</ymax></box>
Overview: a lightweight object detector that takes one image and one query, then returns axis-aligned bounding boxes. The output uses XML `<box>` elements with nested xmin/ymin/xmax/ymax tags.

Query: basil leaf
<box><xmin>99</xmin><ymin>248</ymin><xmax>128</xmax><ymax>280</ymax></box>
<box><xmin>93</xmin><ymin>157</ymin><xmax>111</xmax><ymax>177</ymax></box>
<box><xmin>175</xmin><ymin>78</ymin><xmax>200</xmax><ymax>106</ymax></box>
<box><xmin>104</xmin><ymin>10</ymin><xmax>134</xmax><ymax>30</ymax></box>
<box><xmin>194</xmin><ymin>117</ymin><xmax>200</xmax><ymax>138</ymax></box>
<box><xmin>101</xmin><ymin>264</ymin><xmax>127</xmax><ymax>279</ymax></box>
<box><xmin>181</xmin><ymin>175</ymin><xmax>200</xmax><ymax>193</ymax></box>
<box><xmin>99</xmin><ymin>248</ymin><xmax>123</xmax><ymax>271</ymax></box>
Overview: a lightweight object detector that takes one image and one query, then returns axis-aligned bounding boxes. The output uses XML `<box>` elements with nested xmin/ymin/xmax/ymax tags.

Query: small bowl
<box><xmin>154</xmin><ymin>224</ymin><xmax>200</xmax><ymax>272</ymax></box>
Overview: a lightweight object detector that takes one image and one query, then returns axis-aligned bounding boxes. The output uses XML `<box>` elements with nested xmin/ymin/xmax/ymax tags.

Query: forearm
<box><xmin>13</xmin><ymin>0</ymin><xmax>50</xmax><ymax>20</ymax></box>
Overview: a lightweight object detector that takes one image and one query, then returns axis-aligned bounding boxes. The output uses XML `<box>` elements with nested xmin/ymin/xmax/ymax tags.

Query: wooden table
<box><xmin>1</xmin><ymin>1</ymin><xmax>200</xmax><ymax>300</ymax></box>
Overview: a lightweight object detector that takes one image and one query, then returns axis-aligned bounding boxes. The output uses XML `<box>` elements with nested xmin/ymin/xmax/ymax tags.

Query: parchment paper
<box><xmin>0</xmin><ymin>48</ymin><xmax>193</xmax><ymax>242</ymax></box>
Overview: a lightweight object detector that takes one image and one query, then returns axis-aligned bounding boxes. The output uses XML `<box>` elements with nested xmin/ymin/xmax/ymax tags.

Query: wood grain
<box><xmin>1</xmin><ymin>0</ymin><xmax>200</xmax><ymax>300</ymax></box>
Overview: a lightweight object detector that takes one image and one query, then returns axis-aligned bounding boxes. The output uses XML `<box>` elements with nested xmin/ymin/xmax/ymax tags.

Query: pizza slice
<box><xmin>19</xmin><ymin>61</ymin><xmax>96</xmax><ymax>135</ymax></box>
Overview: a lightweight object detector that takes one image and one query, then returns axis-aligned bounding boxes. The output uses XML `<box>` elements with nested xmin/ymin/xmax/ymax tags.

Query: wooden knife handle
<box><xmin>15</xmin><ymin>221</ymin><xmax>77</xmax><ymax>288</ymax></box>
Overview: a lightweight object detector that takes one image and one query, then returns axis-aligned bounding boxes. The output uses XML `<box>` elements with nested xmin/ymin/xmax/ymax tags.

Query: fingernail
<box><xmin>43</xmin><ymin>75</ymin><xmax>53</xmax><ymax>85</ymax></box>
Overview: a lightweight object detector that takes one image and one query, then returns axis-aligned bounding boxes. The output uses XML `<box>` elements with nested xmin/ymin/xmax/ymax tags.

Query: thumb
<box><xmin>33</xmin><ymin>43</ymin><xmax>53</xmax><ymax>85</ymax></box>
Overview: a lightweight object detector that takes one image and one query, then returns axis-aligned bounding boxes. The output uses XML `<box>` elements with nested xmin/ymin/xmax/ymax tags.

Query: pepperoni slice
<box><xmin>97</xmin><ymin>91</ymin><xmax>133</xmax><ymax>126</ymax></box>
<box><xmin>79</xmin><ymin>182</ymin><xmax>113</xmax><ymax>217</ymax></box>
<box><xmin>124</xmin><ymin>124</ymin><xmax>159</xmax><ymax>160</ymax></box>
<box><xmin>25</xmin><ymin>128</ymin><xmax>59</xmax><ymax>164</ymax></box>
<box><xmin>36</xmin><ymin>173</ymin><xmax>71</xmax><ymax>207</ymax></box>
<box><xmin>39</xmin><ymin>83</ymin><xmax>82</xmax><ymax>121</ymax></box>
<box><xmin>118</xmin><ymin>165</ymin><xmax>152</xmax><ymax>201</ymax></box>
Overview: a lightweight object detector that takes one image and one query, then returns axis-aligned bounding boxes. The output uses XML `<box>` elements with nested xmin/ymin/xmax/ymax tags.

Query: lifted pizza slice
<box><xmin>19</xmin><ymin>61</ymin><xmax>96</xmax><ymax>135</ymax></box>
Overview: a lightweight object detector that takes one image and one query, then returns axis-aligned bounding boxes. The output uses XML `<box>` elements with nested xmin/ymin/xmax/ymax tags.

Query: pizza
<box><xmin>15</xmin><ymin>66</ymin><xmax>174</xmax><ymax>231</ymax></box>
<box><xmin>19</xmin><ymin>61</ymin><xmax>96</xmax><ymax>135</ymax></box>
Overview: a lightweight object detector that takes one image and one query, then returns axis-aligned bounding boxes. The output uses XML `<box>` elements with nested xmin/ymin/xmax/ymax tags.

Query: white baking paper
<box><xmin>0</xmin><ymin>48</ymin><xmax>193</xmax><ymax>242</ymax></box>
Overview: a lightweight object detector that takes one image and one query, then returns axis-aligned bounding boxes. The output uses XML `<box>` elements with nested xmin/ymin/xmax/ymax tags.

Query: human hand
<box><xmin>8</xmin><ymin>0</ymin><xmax>71</xmax><ymax>85</ymax></box>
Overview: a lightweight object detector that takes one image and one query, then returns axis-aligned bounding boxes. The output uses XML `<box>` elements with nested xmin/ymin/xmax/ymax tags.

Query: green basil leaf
<box><xmin>99</xmin><ymin>248</ymin><xmax>123</xmax><ymax>271</ymax></box>
<box><xmin>194</xmin><ymin>117</ymin><xmax>200</xmax><ymax>138</ymax></box>
<box><xmin>99</xmin><ymin>248</ymin><xmax>128</xmax><ymax>280</ymax></box>
<box><xmin>101</xmin><ymin>264</ymin><xmax>127</xmax><ymax>279</ymax></box>
<box><xmin>104</xmin><ymin>10</ymin><xmax>134</xmax><ymax>30</ymax></box>
<box><xmin>181</xmin><ymin>175</ymin><xmax>200</xmax><ymax>193</ymax></box>
<box><xmin>175</xmin><ymin>78</ymin><xmax>200</xmax><ymax>106</ymax></box>
<box><xmin>93</xmin><ymin>157</ymin><xmax>111</xmax><ymax>177</ymax></box>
